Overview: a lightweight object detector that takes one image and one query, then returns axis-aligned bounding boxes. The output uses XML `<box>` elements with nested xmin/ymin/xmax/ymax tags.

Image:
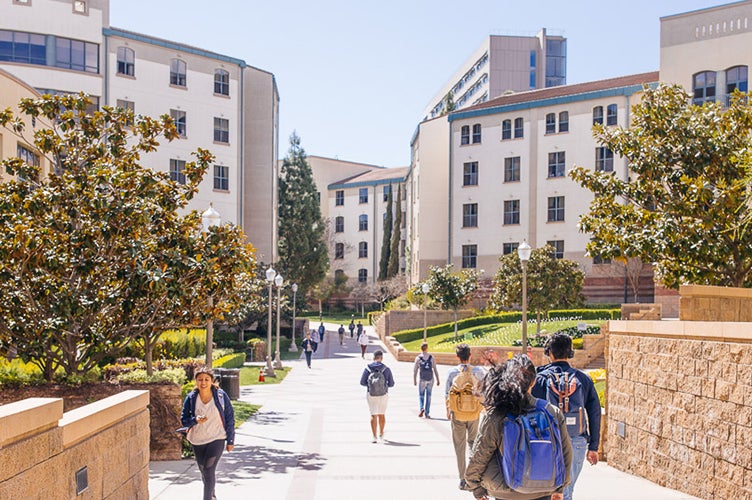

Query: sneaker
<box><xmin>378</xmin><ymin>433</ymin><xmax>384</xmax><ymax>442</ymax></box>
<box><xmin>418</xmin><ymin>409</ymin><xmax>424</xmax><ymax>417</ymax></box>
<box><xmin>372</xmin><ymin>435</ymin><xmax>377</xmax><ymax>443</ymax></box>
<box><xmin>458</xmin><ymin>479</ymin><xmax>467</xmax><ymax>490</ymax></box>
<box><xmin>424</xmin><ymin>413</ymin><xmax>430</xmax><ymax>419</ymax></box>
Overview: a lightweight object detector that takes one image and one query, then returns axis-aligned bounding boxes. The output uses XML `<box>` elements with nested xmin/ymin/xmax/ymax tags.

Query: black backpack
<box><xmin>419</xmin><ymin>354</ymin><xmax>434</xmax><ymax>381</ymax></box>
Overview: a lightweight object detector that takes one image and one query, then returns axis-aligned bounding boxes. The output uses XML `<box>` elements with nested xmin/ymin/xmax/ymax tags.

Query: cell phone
<box><xmin>197</xmin><ymin>415</ymin><xmax>206</xmax><ymax>420</ymax></box>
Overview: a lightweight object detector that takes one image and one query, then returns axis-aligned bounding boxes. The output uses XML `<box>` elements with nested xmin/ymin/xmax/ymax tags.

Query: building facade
<box><xmin>0</xmin><ymin>0</ymin><xmax>279</xmax><ymax>262</ymax></box>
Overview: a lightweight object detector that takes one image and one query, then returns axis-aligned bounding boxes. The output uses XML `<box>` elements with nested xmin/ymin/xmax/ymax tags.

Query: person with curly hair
<box><xmin>465</xmin><ymin>355</ymin><xmax>573</xmax><ymax>500</ymax></box>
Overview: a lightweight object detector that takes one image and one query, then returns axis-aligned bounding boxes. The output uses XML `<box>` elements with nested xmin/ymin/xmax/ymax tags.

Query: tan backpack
<box><xmin>448</xmin><ymin>365</ymin><xmax>482</xmax><ymax>421</ymax></box>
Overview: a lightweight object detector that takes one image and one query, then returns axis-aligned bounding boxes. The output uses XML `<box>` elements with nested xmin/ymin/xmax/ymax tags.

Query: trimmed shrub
<box><xmin>214</xmin><ymin>353</ymin><xmax>246</xmax><ymax>369</ymax></box>
<box><xmin>393</xmin><ymin>312</ymin><xmax>522</xmax><ymax>344</ymax></box>
<box><xmin>547</xmin><ymin>309</ymin><xmax>619</xmax><ymax>320</ymax></box>
<box><xmin>116</xmin><ymin>367</ymin><xmax>187</xmax><ymax>385</ymax></box>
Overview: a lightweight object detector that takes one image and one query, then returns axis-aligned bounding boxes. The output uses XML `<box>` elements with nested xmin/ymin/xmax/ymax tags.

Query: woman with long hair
<box><xmin>464</xmin><ymin>355</ymin><xmax>573</xmax><ymax>500</ymax></box>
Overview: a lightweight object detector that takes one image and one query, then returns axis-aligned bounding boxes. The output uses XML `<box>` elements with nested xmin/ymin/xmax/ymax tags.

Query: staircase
<box><xmin>585</xmin><ymin>354</ymin><xmax>606</xmax><ymax>370</ymax></box>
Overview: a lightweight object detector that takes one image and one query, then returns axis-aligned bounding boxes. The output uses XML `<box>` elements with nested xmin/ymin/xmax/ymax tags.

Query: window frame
<box><xmin>513</xmin><ymin>117</ymin><xmax>523</xmax><ymax>138</ymax></box>
<box><xmin>592</xmin><ymin>105</ymin><xmax>603</xmax><ymax>125</ymax></box>
<box><xmin>213</xmin><ymin>164</ymin><xmax>229</xmax><ymax>191</ymax></box>
<box><xmin>558</xmin><ymin>111</ymin><xmax>569</xmax><ymax>133</ymax></box>
<box><xmin>460</xmin><ymin>125</ymin><xmax>470</xmax><ymax>145</ymax></box>
<box><xmin>169</xmin><ymin>158</ymin><xmax>186</xmax><ymax>185</ymax></box>
<box><xmin>501</xmin><ymin>119</ymin><xmax>512</xmax><ymax>140</ymax></box>
<box><xmin>170</xmin><ymin>109</ymin><xmax>186</xmax><ymax>138</ymax></box>
<box><xmin>213</xmin><ymin>117</ymin><xmax>229</xmax><ymax>144</ymax></box>
<box><xmin>462</xmin><ymin>203</ymin><xmax>478</xmax><ymax>228</ymax></box>
<box><xmin>358</xmin><ymin>241</ymin><xmax>368</xmax><ymax>259</ymax></box>
<box><xmin>335</xmin><ymin>243</ymin><xmax>344</xmax><ymax>260</ymax></box>
<box><xmin>503</xmin><ymin>199</ymin><xmax>520</xmax><ymax>225</ymax></box>
<box><xmin>547</xmin><ymin>196</ymin><xmax>565</xmax><ymax>222</ymax></box>
<box><xmin>595</xmin><ymin>147</ymin><xmax>614</xmax><ymax>172</ymax></box>
<box><xmin>463</xmin><ymin>161</ymin><xmax>478</xmax><ymax>186</ymax></box>
<box><xmin>547</xmin><ymin>151</ymin><xmax>565</xmax><ymax>178</ymax></box>
<box><xmin>335</xmin><ymin>216</ymin><xmax>344</xmax><ymax>233</ymax></box>
<box><xmin>545</xmin><ymin>113</ymin><xmax>556</xmax><ymax>134</ymax></box>
<box><xmin>462</xmin><ymin>244</ymin><xmax>478</xmax><ymax>269</ymax></box>
<box><xmin>606</xmin><ymin>104</ymin><xmax>617</xmax><ymax>126</ymax></box>
<box><xmin>335</xmin><ymin>190</ymin><xmax>344</xmax><ymax>206</ymax></box>
<box><xmin>358</xmin><ymin>268</ymin><xmax>368</xmax><ymax>283</ymax></box>
<box><xmin>359</xmin><ymin>214</ymin><xmax>368</xmax><ymax>231</ymax></box>
<box><xmin>170</xmin><ymin>58</ymin><xmax>187</xmax><ymax>87</ymax></box>
<box><xmin>504</xmin><ymin>156</ymin><xmax>520</xmax><ymax>183</ymax></box>
<box><xmin>472</xmin><ymin>123</ymin><xmax>482</xmax><ymax>144</ymax></box>
<box><xmin>693</xmin><ymin>71</ymin><xmax>716</xmax><ymax>105</ymax></box>
<box><xmin>547</xmin><ymin>240</ymin><xmax>564</xmax><ymax>259</ymax></box>
<box><xmin>502</xmin><ymin>242</ymin><xmax>519</xmax><ymax>255</ymax></box>
<box><xmin>725</xmin><ymin>65</ymin><xmax>748</xmax><ymax>105</ymax></box>
<box><xmin>214</xmin><ymin>69</ymin><xmax>230</xmax><ymax>96</ymax></box>
<box><xmin>116</xmin><ymin>46</ymin><xmax>134</xmax><ymax>76</ymax></box>
<box><xmin>359</xmin><ymin>187</ymin><xmax>368</xmax><ymax>204</ymax></box>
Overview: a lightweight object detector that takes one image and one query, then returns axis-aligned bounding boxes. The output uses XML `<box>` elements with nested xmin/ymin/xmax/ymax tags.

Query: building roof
<box><xmin>329</xmin><ymin>166</ymin><xmax>409</xmax><ymax>189</ymax></box>
<box><xmin>450</xmin><ymin>71</ymin><xmax>660</xmax><ymax>121</ymax></box>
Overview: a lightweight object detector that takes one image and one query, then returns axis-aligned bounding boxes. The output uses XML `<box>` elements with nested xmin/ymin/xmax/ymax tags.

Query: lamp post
<box><xmin>517</xmin><ymin>240</ymin><xmax>532</xmax><ymax>355</ymax></box>
<box><xmin>265</xmin><ymin>267</ymin><xmax>277</xmax><ymax>377</ymax></box>
<box><xmin>421</xmin><ymin>282</ymin><xmax>430</xmax><ymax>343</ymax></box>
<box><xmin>273</xmin><ymin>274</ymin><xmax>284</xmax><ymax>369</ymax></box>
<box><xmin>289</xmin><ymin>283</ymin><xmax>298</xmax><ymax>352</ymax></box>
<box><xmin>201</xmin><ymin>204</ymin><xmax>221</xmax><ymax>367</ymax></box>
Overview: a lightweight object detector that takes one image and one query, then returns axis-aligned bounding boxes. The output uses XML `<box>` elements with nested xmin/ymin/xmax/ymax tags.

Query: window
<box><xmin>462</xmin><ymin>245</ymin><xmax>477</xmax><ymax>269</ymax></box>
<box><xmin>504</xmin><ymin>156</ymin><xmax>520</xmax><ymax>183</ymax></box>
<box><xmin>359</xmin><ymin>187</ymin><xmax>368</xmax><ymax>204</ymax></box>
<box><xmin>213</xmin><ymin>117</ymin><xmax>229</xmax><ymax>143</ymax></box>
<box><xmin>170</xmin><ymin>109</ymin><xmax>186</xmax><ymax>137</ymax></box>
<box><xmin>0</xmin><ymin>30</ymin><xmax>45</xmax><ymax>66</ymax></box>
<box><xmin>726</xmin><ymin>66</ymin><xmax>748</xmax><ymax>105</ymax></box>
<box><xmin>545</xmin><ymin>113</ymin><xmax>556</xmax><ymax>134</ymax></box>
<box><xmin>359</xmin><ymin>214</ymin><xmax>368</xmax><ymax>231</ymax></box>
<box><xmin>592</xmin><ymin>106</ymin><xmax>603</xmax><ymax>125</ymax></box>
<box><xmin>547</xmin><ymin>196</ymin><xmax>565</xmax><ymax>222</ymax></box>
<box><xmin>214</xmin><ymin>69</ymin><xmax>229</xmax><ymax>96</ymax></box>
<box><xmin>545</xmin><ymin>39</ymin><xmax>566</xmax><ymax>87</ymax></box>
<box><xmin>73</xmin><ymin>1</ymin><xmax>86</xmax><ymax>13</ymax></box>
<box><xmin>116</xmin><ymin>99</ymin><xmax>134</xmax><ymax>126</ymax></box>
<box><xmin>335</xmin><ymin>190</ymin><xmax>344</xmax><ymax>206</ymax></box>
<box><xmin>170</xmin><ymin>59</ymin><xmax>187</xmax><ymax>87</ymax></box>
<box><xmin>334</xmin><ymin>269</ymin><xmax>346</xmax><ymax>281</ymax></box>
<box><xmin>503</xmin><ymin>200</ymin><xmax>520</xmax><ymax>225</ymax></box>
<box><xmin>558</xmin><ymin>111</ymin><xmax>569</xmax><ymax>133</ymax></box>
<box><xmin>358</xmin><ymin>269</ymin><xmax>368</xmax><ymax>283</ymax></box>
<box><xmin>547</xmin><ymin>240</ymin><xmax>564</xmax><ymax>259</ymax></box>
<box><xmin>529</xmin><ymin>50</ymin><xmax>537</xmax><ymax>89</ymax></box>
<box><xmin>169</xmin><ymin>159</ymin><xmax>186</xmax><ymax>184</ymax></box>
<box><xmin>213</xmin><ymin>165</ymin><xmax>229</xmax><ymax>191</ymax></box>
<box><xmin>501</xmin><ymin>119</ymin><xmax>512</xmax><ymax>140</ymax></box>
<box><xmin>606</xmin><ymin>104</ymin><xmax>617</xmax><ymax>126</ymax></box>
<box><xmin>116</xmin><ymin>47</ymin><xmax>134</xmax><ymax>76</ymax></box>
<box><xmin>0</xmin><ymin>30</ymin><xmax>99</xmax><ymax>73</ymax></box>
<box><xmin>502</xmin><ymin>242</ymin><xmax>518</xmax><ymax>255</ymax></box>
<box><xmin>514</xmin><ymin>117</ymin><xmax>524</xmax><ymax>138</ymax></box>
<box><xmin>55</xmin><ymin>36</ymin><xmax>98</xmax><ymax>73</ymax></box>
<box><xmin>462</xmin><ymin>203</ymin><xmax>478</xmax><ymax>228</ymax></box>
<box><xmin>593</xmin><ymin>255</ymin><xmax>611</xmax><ymax>265</ymax></box>
<box><xmin>383</xmin><ymin>184</ymin><xmax>392</xmax><ymax>202</ymax></box>
<box><xmin>693</xmin><ymin>71</ymin><xmax>716</xmax><ymax>105</ymax></box>
<box><xmin>335</xmin><ymin>216</ymin><xmax>344</xmax><ymax>233</ymax></box>
<box><xmin>335</xmin><ymin>243</ymin><xmax>344</xmax><ymax>259</ymax></box>
<box><xmin>472</xmin><ymin>123</ymin><xmax>481</xmax><ymax>144</ymax></box>
<box><xmin>595</xmin><ymin>147</ymin><xmax>614</xmax><ymax>172</ymax></box>
<box><xmin>460</xmin><ymin>125</ymin><xmax>470</xmax><ymax>145</ymax></box>
<box><xmin>16</xmin><ymin>143</ymin><xmax>38</xmax><ymax>167</ymax></box>
<box><xmin>548</xmin><ymin>151</ymin><xmax>565</xmax><ymax>178</ymax></box>
<box><xmin>359</xmin><ymin>241</ymin><xmax>368</xmax><ymax>258</ymax></box>
<box><xmin>463</xmin><ymin>162</ymin><xmax>478</xmax><ymax>186</ymax></box>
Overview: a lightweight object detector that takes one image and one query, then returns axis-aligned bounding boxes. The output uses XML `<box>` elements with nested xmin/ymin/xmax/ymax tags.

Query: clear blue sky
<box><xmin>111</xmin><ymin>0</ymin><xmax>725</xmax><ymax>167</ymax></box>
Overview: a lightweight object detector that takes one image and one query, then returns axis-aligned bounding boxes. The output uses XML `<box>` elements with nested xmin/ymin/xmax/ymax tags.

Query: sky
<box><xmin>111</xmin><ymin>0</ymin><xmax>727</xmax><ymax>168</ymax></box>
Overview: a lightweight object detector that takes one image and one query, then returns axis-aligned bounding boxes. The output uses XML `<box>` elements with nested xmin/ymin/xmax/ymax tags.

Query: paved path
<box><xmin>150</xmin><ymin>323</ymin><xmax>699</xmax><ymax>500</ymax></box>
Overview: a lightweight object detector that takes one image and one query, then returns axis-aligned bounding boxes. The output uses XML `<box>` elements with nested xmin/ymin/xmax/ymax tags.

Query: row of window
<box><xmin>116</xmin><ymin>46</ymin><xmax>232</xmax><ymax>96</ymax></box>
<box><xmin>461</xmin><ymin>196</ymin><xmax>565</xmax><ymax>228</ymax></box>
<box><xmin>335</xmin><ymin>185</ymin><xmax>402</xmax><ymax>206</ymax></box>
<box><xmin>334</xmin><ymin>215</ymin><xmax>367</xmax><ymax>232</ymax></box>
<box><xmin>169</xmin><ymin>159</ymin><xmax>229</xmax><ymax>191</ymax></box>
<box><xmin>115</xmin><ymin>104</ymin><xmax>230</xmax><ymax>143</ymax></box>
<box><xmin>693</xmin><ymin>65</ymin><xmax>748</xmax><ymax>106</ymax></box>
<box><xmin>0</xmin><ymin>29</ymin><xmax>99</xmax><ymax>73</ymax></box>
<box><xmin>334</xmin><ymin>242</ymin><xmax>369</xmax><ymax>259</ymax></box>
<box><xmin>461</xmin><ymin>240</ymin><xmax>565</xmax><ymax>269</ymax></box>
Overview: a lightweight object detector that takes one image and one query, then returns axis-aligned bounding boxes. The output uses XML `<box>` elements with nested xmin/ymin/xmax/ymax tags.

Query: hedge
<box><xmin>214</xmin><ymin>353</ymin><xmax>246</xmax><ymax>369</ymax></box>
<box><xmin>547</xmin><ymin>309</ymin><xmax>620</xmax><ymax>320</ymax></box>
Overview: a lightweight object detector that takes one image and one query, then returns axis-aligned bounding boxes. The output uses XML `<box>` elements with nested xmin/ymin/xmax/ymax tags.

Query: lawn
<box><xmin>239</xmin><ymin>366</ymin><xmax>291</xmax><ymax>385</ymax></box>
<box><xmin>400</xmin><ymin>319</ymin><xmax>605</xmax><ymax>352</ymax></box>
<box><xmin>232</xmin><ymin>400</ymin><xmax>261</xmax><ymax>426</ymax></box>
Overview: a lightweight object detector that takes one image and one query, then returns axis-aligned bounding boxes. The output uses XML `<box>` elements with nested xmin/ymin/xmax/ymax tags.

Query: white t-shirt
<box><xmin>187</xmin><ymin>395</ymin><xmax>227</xmax><ymax>446</ymax></box>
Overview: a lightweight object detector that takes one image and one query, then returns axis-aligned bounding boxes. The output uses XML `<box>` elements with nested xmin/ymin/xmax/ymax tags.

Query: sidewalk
<box><xmin>149</xmin><ymin>323</ymin><xmax>699</xmax><ymax>500</ymax></box>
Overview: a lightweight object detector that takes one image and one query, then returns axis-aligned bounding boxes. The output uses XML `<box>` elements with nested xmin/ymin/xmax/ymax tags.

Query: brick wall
<box><xmin>679</xmin><ymin>284</ymin><xmax>752</xmax><ymax>321</ymax></box>
<box><xmin>374</xmin><ymin>309</ymin><xmax>475</xmax><ymax>340</ymax></box>
<box><xmin>607</xmin><ymin>321</ymin><xmax>752</xmax><ymax>499</ymax></box>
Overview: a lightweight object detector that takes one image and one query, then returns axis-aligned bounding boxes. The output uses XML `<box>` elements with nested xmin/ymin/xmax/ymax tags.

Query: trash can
<box><xmin>215</xmin><ymin>368</ymin><xmax>240</xmax><ymax>400</ymax></box>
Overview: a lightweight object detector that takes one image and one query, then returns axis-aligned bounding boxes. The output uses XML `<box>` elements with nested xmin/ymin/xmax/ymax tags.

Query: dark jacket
<box><xmin>465</xmin><ymin>393</ymin><xmax>573</xmax><ymax>499</ymax></box>
<box><xmin>301</xmin><ymin>338</ymin><xmax>316</xmax><ymax>352</ymax></box>
<box><xmin>359</xmin><ymin>361</ymin><xmax>395</xmax><ymax>392</ymax></box>
<box><xmin>531</xmin><ymin>361</ymin><xmax>601</xmax><ymax>452</ymax></box>
<box><xmin>181</xmin><ymin>387</ymin><xmax>235</xmax><ymax>445</ymax></box>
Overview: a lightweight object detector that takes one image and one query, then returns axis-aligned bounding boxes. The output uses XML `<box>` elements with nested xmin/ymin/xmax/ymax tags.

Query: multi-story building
<box><xmin>422</xmin><ymin>30</ymin><xmax>567</xmax><ymax>121</ymax></box>
<box><xmin>0</xmin><ymin>0</ymin><xmax>279</xmax><ymax>262</ymax></box>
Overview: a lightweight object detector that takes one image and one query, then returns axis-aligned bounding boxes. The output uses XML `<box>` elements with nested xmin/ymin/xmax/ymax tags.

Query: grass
<box><xmin>239</xmin><ymin>366</ymin><xmax>291</xmax><ymax>385</ymax></box>
<box><xmin>401</xmin><ymin>319</ymin><xmax>605</xmax><ymax>352</ymax></box>
<box><xmin>232</xmin><ymin>400</ymin><xmax>261</xmax><ymax>426</ymax></box>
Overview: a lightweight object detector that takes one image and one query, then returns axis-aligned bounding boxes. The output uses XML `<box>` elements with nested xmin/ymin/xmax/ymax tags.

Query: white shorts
<box><xmin>366</xmin><ymin>394</ymin><xmax>388</xmax><ymax>415</ymax></box>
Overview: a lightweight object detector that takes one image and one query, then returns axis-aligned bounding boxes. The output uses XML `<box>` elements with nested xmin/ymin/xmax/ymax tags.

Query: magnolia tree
<box><xmin>426</xmin><ymin>264</ymin><xmax>478</xmax><ymax>341</ymax></box>
<box><xmin>0</xmin><ymin>94</ymin><xmax>260</xmax><ymax>379</ymax></box>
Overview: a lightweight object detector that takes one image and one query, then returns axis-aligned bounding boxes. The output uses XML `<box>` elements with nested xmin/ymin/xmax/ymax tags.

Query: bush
<box><xmin>0</xmin><ymin>358</ymin><xmax>44</xmax><ymax>385</ymax></box>
<box><xmin>103</xmin><ymin>358</ymin><xmax>205</xmax><ymax>381</ymax></box>
<box><xmin>547</xmin><ymin>309</ymin><xmax>619</xmax><ymax>320</ymax></box>
<box><xmin>116</xmin><ymin>367</ymin><xmax>187</xmax><ymax>385</ymax></box>
<box><xmin>393</xmin><ymin>312</ymin><xmax>522</xmax><ymax>344</ymax></box>
<box><xmin>214</xmin><ymin>353</ymin><xmax>246</xmax><ymax>369</ymax></box>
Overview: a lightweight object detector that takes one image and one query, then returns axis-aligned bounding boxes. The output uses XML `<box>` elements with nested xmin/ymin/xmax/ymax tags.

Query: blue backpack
<box><xmin>500</xmin><ymin>399</ymin><xmax>566</xmax><ymax>494</ymax></box>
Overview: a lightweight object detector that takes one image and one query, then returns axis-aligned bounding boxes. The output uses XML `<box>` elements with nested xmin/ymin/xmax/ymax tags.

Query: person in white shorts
<box><xmin>359</xmin><ymin>350</ymin><xmax>395</xmax><ymax>443</ymax></box>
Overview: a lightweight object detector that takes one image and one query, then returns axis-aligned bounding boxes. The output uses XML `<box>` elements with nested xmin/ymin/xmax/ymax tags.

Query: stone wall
<box><xmin>606</xmin><ymin>320</ymin><xmax>752</xmax><ymax>499</ymax></box>
<box><xmin>679</xmin><ymin>284</ymin><xmax>752</xmax><ymax>321</ymax></box>
<box><xmin>0</xmin><ymin>391</ymin><xmax>150</xmax><ymax>499</ymax></box>
<box><xmin>373</xmin><ymin>309</ymin><xmax>475</xmax><ymax>340</ymax></box>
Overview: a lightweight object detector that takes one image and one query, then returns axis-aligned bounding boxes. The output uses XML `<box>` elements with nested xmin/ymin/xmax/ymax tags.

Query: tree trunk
<box><xmin>145</xmin><ymin>338</ymin><xmax>154</xmax><ymax>376</ymax></box>
<box><xmin>536</xmin><ymin>312</ymin><xmax>542</xmax><ymax>335</ymax></box>
<box><xmin>453</xmin><ymin>308</ymin><xmax>459</xmax><ymax>341</ymax></box>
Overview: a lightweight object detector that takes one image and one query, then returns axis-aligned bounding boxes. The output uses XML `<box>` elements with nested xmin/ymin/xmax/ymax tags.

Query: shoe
<box><xmin>372</xmin><ymin>435</ymin><xmax>377</xmax><ymax>443</ymax></box>
<box><xmin>378</xmin><ymin>433</ymin><xmax>384</xmax><ymax>442</ymax></box>
<box><xmin>425</xmin><ymin>414</ymin><xmax>430</xmax><ymax>419</ymax></box>
<box><xmin>418</xmin><ymin>409</ymin><xmax>424</xmax><ymax>417</ymax></box>
<box><xmin>459</xmin><ymin>479</ymin><xmax>467</xmax><ymax>490</ymax></box>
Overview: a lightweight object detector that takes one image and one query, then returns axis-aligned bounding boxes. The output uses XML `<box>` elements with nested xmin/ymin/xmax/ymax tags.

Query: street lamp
<box><xmin>517</xmin><ymin>240</ymin><xmax>532</xmax><ymax>355</ymax></box>
<box><xmin>201</xmin><ymin>204</ymin><xmax>221</xmax><ymax>367</ymax></box>
<box><xmin>421</xmin><ymin>282</ymin><xmax>430</xmax><ymax>343</ymax></box>
<box><xmin>289</xmin><ymin>283</ymin><xmax>298</xmax><ymax>352</ymax></box>
<box><xmin>265</xmin><ymin>266</ymin><xmax>277</xmax><ymax>377</ymax></box>
<box><xmin>273</xmin><ymin>274</ymin><xmax>284</xmax><ymax>369</ymax></box>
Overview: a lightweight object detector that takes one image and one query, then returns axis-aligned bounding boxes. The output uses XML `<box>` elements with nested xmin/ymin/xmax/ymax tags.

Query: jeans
<box><xmin>304</xmin><ymin>351</ymin><xmax>312</xmax><ymax>367</ymax></box>
<box><xmin>418</xmin><ymin>379</ymin><xmax>434</xmax><ymax>415</ymax></box>
<box><xmin>565</xmin><ymin>435</ymin><xmax>588</xmax><ymax>500</ymax></box>
<box><xmin>193</xmin><ymin>439</ymin><xmax>225</xmax><ymax>500</ymax></box>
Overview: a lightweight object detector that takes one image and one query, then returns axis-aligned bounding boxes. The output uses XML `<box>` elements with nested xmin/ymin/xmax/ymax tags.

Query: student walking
<box><xmin>180</xmin><ymin>366</ymin><xmax>235</xmax><ymax>500</ymax></box>
<box><xmin>413</xmin><ymin>342</ymin><xmax>440</xmax><ymax>418</ymax></box>
<box><xmin>357</xmin><ymin>327</ymin><xmax>369</xmax><ymax>358</ymax></box>
<box><xmin>318</xmin><ymin>322</ymin><xmax>326</xmax><ymax>343</ymax></box>
<box><xmin>338</xmin><ymin>324</ymin><xmax>346</xmax><ymax>345</ymax></box>
<box><xmin>301</xmin><ymin>331</ymin><xmax>316</xmax><ymax>368</ymax></box>
<box><xmin>348</xmin><ymin>318</ymin><xmax>356</xmax><ymax>338</ymax></box>
<box><xmin>359</xmin><ymin>350</ymin><xmax>395</xmax><ymax>443</ymax></box>
<box><xmin>464</xmin><ymin>355</ymin><xmax>573</xmax><ymax>500</ymax></box>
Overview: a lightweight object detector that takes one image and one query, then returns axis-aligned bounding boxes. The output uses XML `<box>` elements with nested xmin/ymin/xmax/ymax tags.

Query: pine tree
<box><xmin>378</xmin><ymin>184</ymin><xmax>393</xmax><ymax>280</ymax></box>
<box><xmin>278</xmin><ymin>132</ymin><xmax>328</xmax><ymax>296</ymax></box>
<box><xmin>387</xmin><ymin>184</ymin><xmax>402</xmax><ymax>277</ymax></box>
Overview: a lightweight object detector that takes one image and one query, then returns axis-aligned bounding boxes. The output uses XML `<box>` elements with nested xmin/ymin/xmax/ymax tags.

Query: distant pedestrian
<box><xmin>413</xmin><ymin>342</ymin><xmax>440</xmax><ymax>418</ymax></box>
<box><xmin>318</xmin><ymin>322</ymin><xmax>326</xmax><ymax>343</ymax></box>
<box><xmin>359</xmin><ymin>350</ymin><xmax>395</xmax><ymax>443</ymax></box>
<box><xmin>180</xmin><ymin>366</ymin><xmax>235</xmax><ymax>500</ymax></box>
<box><xmin>356</xmin><ymin>321</ymin><xmax>364</xmax><ymax>338</ymax></box>
<box><xmin>301</xmin><ymin>331</ymin><xmax>316</xmax><ymax>368</ymax></box>
<box><xmin>349</xmin><ymin>318</ymin><xmax>356</xmax><ymax>338</ymax></box>
<box><xmin>338</xmin><ymin>324</ymin><xmax>346</xmax><ymax>345</ymax></box>
<box><xmin>357</xmin><ymin>327</ymin><xmax>369</xmax><ymax>358</ymax></box>
<box><xmin>310</xmin><ymin>327</ymin><xmax>320</xmax><ymax>345</ymax></box>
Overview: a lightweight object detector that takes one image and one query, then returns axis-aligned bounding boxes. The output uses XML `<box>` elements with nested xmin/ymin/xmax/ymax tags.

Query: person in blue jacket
<box><xmin>181</xmin><ymin>366</ymin><xmax>235</xmax><ymax>500</ymax></box>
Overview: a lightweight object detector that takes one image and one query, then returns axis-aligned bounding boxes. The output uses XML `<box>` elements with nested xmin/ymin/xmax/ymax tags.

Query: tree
<box><xmin>0</xmin><ymin>94</ymin><xmax>259</xmax><ymax>378</ymax></box>
<box><xmin>616</xmin><ymin>257</ymin><xmax>649</xmax><ymax>303</ymax></box>
<box><xmin>426</xmin><ymin>264</ymin><xmax>478</xmax><ymax>341</ymax></box>
<box><xmin>387</xmin><ymin>184</ymin><xmax>402</xmax><ymax>278</ymax></box>
<box><xmin>489</xmin><ymin>245</ymin><xmax>584</xmax><ymax>334</ymax></box>
<box><xmin>378</xmin><ymin>185</ymin><xmax>393</xmax><ymax>280</ymax></box>
<box><xmin>349</xmin><ymin>283</ymin><xmax>374</xmax><ymax>317</ymax></box>
<box><xmin>570</xmin><ymin>84</ymin><xmax>752</xmax><ymax>289</ymax></box>
<box><xmin>370</xmin><ymin>274</ymin><xmax>408</xmax><ymax>310</ymax></box>
<box><xmin>277</xmin><ymin>132</ymin><xmax>329</xmax><ymax>298</ymax></box>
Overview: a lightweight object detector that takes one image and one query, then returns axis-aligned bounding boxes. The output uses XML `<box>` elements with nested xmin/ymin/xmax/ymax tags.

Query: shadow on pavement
<box><xmin>218</xmin><ymin>445</ymin><xmax>326</xmax><ymax>479</ymax></box>
<box><xmin>248</xmin><ymin>409</ymin><xmax>297</xmax><ymax>426</ymax></box>
<box><xmin>383</xmin><ymin>440</ymin><xmax>419</xmax><ymax>447</ymax></box>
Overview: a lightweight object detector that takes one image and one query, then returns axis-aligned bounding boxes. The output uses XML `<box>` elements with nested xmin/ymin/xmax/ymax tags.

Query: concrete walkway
<box><xmin>149</xmin><ymin>323</ymin><xmax>699</xmax><ymax>500</ymax></box>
